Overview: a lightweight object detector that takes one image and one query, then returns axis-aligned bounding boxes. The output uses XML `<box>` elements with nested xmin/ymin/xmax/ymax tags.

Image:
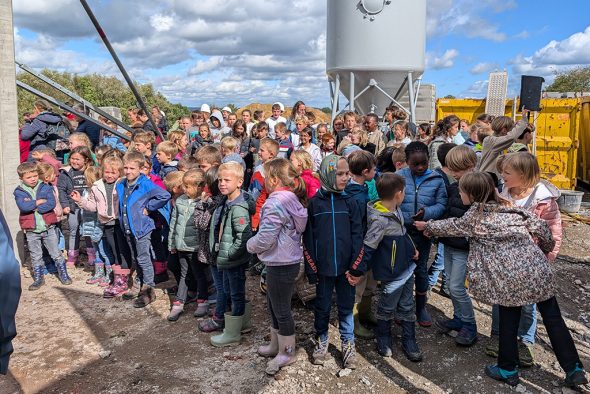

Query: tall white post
<box><xmin>0</xmin><ymin>0</ymin><xmax>24</xmax><ymax>255</ymax></box>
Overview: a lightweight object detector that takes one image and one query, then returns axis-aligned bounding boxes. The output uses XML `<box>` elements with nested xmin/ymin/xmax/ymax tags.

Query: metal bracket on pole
<box><xmin>79</xmin><ymin>0</ymin><xmax>163</xmax><ymax>141</ymax></box>
<box><xmin>349</xmin><ymin>72</ymin><xmax>355</xmax><ymax>112</ymax></box>
<box><xmin>17</xmin><ymin>80</ymin><xmax>131</xmax><ymax>141</ymax></box>
<box><xmin>16</xmin><ymin>61</ymin><xmax>134</xmax><ymax>134</ymax></box>
<box><xmin>331</xmin><ymin>74</ymin><xmax>340</xmax><ymax>124</ymax></box>
<box><xmin>407</xmin><ymin>72</ymin><xmax>416</xmax><ymax>124</ymax></box>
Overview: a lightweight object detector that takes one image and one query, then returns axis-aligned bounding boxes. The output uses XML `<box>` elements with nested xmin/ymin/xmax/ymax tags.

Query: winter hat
<box><xmin>319</xmin><ymin>154</ymin><xmax>343</xmax><ymax>194</ymax></box>
<box><xmin>200</xmin><ymin>104</ymin><xmax>211</xmax><ymax>113</ymax></box>
<box><xmin>221</xmin><ymin>106</ymin><xmax>231</xmax><ymax>113</ymax></box>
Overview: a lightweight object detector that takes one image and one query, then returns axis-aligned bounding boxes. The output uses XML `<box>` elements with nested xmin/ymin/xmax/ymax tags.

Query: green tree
<box><xmin>547</xmin><ymin>67</ymin><xmax>590</xmax><ymax>92</ymax></box>
<box><xmin>320</xmin><ymin>107</ymin><xmax>331</xmax><ymax>114</ymax></box>
<box><xmin>444</xmin><ymin>94</ymin><xmax>456</xmax><ymax>99</ymax></box>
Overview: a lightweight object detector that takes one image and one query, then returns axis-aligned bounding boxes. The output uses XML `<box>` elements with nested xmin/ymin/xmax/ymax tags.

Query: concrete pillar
<box><xmin>0</xmin><ymin>0</ymin><xmax>25</xmax><ymax>258</ymax></box>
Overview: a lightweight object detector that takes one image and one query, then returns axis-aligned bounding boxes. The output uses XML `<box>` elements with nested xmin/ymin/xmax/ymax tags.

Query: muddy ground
<box><xmin>1</xmin><ymin>221</ymin><xmax>590</xmax><ymax>394</ymax></box>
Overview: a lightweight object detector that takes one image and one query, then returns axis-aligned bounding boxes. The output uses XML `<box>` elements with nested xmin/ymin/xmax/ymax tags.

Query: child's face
<box><xmin>242</xmin><ymin>112</ymin><xmax>251</xmax><ymax>123</ymax></box>
<box><xmin>172</xmin><ymin>184</ymin><xmax>184</xmax><ymax>197</ymax></box>
<box><xmin>272</xmin><ymin>108</ymin><xmax>281</xmax><ymax>118</ymax></box>
<box><xmin>22</xmin><ymin>171</ymin><xmax>39</xmax><ymax>187</ymax></box>
<box><xmin>258</xmin><ymin>128</ymin><xmax>269</xmax><ymax>139</ymax></box>
<box><xmin>124</xmin><ymin>161</ymin><xmax>141</xmax><ymax>181</ymax></box>
<box><xmin>394</xmin><ymin>125</ymin><xmax>405</xmax><ymax>140</ymax></box>
<box><xmin>197</xmin><ymin>160</ymin><xmax>213</xmax><ymax>172</ymax></box>
<box><xmin>317</xmin><ymin>128</ymin><xmax>326</xmax><ymax>139</ymax></box>
<box><xmin>451</xmin><ymin>167</ymin><xmax>473</xmax><ymax>181</ymax></box>
<box><xmin>183</xmin><ymin>180</ymin><xmax>202</xmax><ymax>199</ymax></box>
<box><xmin>502</xmin><ymin>165</ymin><xmax>525</xmax><ymax>190</ymax></box>
<box><xmin>103</xmin><ymin>165</ymin><xmax>120</xmax><ymax>184</ymax></box>
<box><xmin>259</xmin><ymin>145</ymin><xmax>274</xmax><ymax>163</ymax></box>
<box><xmin>325</xmin><ymin>140</ymin><xmax>335</xmax><ymax>150</ymax></box>
<box><xmin>180</xmin><ymin>118</ymin><xmax>192</xmax><ymax>130</ymax></box>
<box><xmin>449</xmin><ymin>123</ymin><xmax>459</xmax><ymax>137</ymax></box>
<box><xmin>140</xmin><ymin>165</ymin><xmax>150</xmax><ymax>176</ymax></box>
<box><xmin>69</xmin><ymin>137</ymin><xmax>84</xmax><ymax>150</ymax></box>
<box><xmin>156</xmin><ymin>151</ymin><xmax>171</xmax><ymax>164</ymax></box>
<box><xmin>227</xmin><ymin>115</ymin><xmax>237</xmax><ymax>127</ymax></box>
<box><xmin>134</xmin><ymin>141</ymin><xmax>149</xmax><ymax>154</ymax></box>
<box><xmin>350</xmin><ymin>133</ymin><xmax>361</xmax><ymax>145</ymax></box>
<box><xmin>300</xmin><ymin>132</ymin><xmax>311</xmax><ymax>145</ymax></box>
<box><xmin>221</xmin><ymin>147</ymin><xmax>232</xmax><ymax>157</ymax></box>
<box><xmin>335</xmin><ymin>159</ymin><xmax>350</xmax><ymax>191</ymax></box>
<box><xmin>180</xmin><ymin>136</ymin><xmax>188</xmax><ymax>149</ymax></box>
<box><xmin>407</xmin><ymin>152</ymin><xmax>428</xmax><ymax>177</ymax></box>
<box><xmin>296</xmin><ymin>122</ymin><xmax>306</xmax><ymax>132</ymax></box>
<box><xmin>211</xmin><ymin>118</ymin><xmax>221</xmax><ymax>129</ymax></box>
<box><xmin>42</xmin><ymin>171</ymin><xmax>56</xmax><ymax>184</ymax></box>
<box><xmin>199</xmin><ymin>126</ymin><xmax>210</xmax><ymax>138</ymax></box>
<box><xmin>194</xmin><ymin>116</ymin><xmax>204</xmax><ymax>126</ymax></box>
<box><xmin>363</xmin><ymin>166</ymin><xmax>376</xmax><ymax>181</ymax></box>
<box><xmin>275</xmin><ymin>128</ymin><xmax>285</xmax><ymax>141</ymax></box>
<box><xmin>290</xmin><ymin>155</ymin><xmax>302</xmax><ymax>173</ymax></box>
<box><xmin>69</xmin><ymin>153</ymin><xmax>86</xmax><ymax>170</ymax></box>
<box><xmin>344</xmin><ymin>116</ymin><xmax>356</xmax><ymax>130</ymax></box>
<box><xmin>218</xmin><ymin>170</ymin><xmax>243</xmax><ymax>196</ymax></box>
<box><xmin>234</xmin><ymin>125</ymin><xmax>245</xmax><ymax>136</ymax></box>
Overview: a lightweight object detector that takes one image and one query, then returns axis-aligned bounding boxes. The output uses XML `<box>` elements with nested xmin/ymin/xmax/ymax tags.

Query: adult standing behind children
<box><xmin>265</xmin><ymin>102</ymin><xmax>287</xmax><ymax>139</ymax></box>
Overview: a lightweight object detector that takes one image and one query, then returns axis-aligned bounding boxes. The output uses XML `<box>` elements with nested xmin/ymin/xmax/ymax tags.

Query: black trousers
<box><xmin>498</xmin><ymin>296</ymin><xmax>582</xmax><ymax>372</ymax></box>
<box><xmin>266</xmin><ymin>264</ymin><xmax>299</xmax><ymax>336</ymax></box>
<box><xmin>103</xmin><ymin>222</ymin><xmax>131</xmax><ymax>269</ymax></box>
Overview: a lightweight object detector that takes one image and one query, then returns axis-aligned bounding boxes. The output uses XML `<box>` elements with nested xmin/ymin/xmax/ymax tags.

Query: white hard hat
<box><xmin>222</xmin><ymin>106</ymin><xmax>231</xmax><ymax>113</ymax></box>
<box><xmin>273</xmin><ymin>102</ymin><xmax>285</xmax><ymax>111</ymax></box>
<box><xmin>200</xmin><ymin>104</ymin><xmax>211</xmax><ymax>113</ymax></box>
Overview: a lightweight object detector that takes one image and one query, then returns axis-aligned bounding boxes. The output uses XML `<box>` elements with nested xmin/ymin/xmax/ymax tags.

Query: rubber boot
<box><xmin>358</xmin><ymin>295</ymin><xmax>377</xmax><ymax>326</ymax></box>
<box><xmin>353</xmin><ymin>303</ymin><xmax>374</xmax><ymax>339</ymax></box>
<box><xmin>375</xmin><ymin>319</ymin><xmax>393</xmax><ymax>357</ymax></box>
<box><xmin>415</xmin><ymin>292</ymin><xmax>432</xmax><ymax>327</ymax></box>
<box><xmin>435</xmin><ymin>315</ymin><xmax>463</xmax><ymax>334</ymax></box>
<box><xmin>134</xmin><ymin>285</ymin><xmax>156</xmax><ymax>308</ymax></box>
<box><xmin>167</xmin><ymin>301</ymin><xmax>184</xmax><ymax>322</ymax></box>
<box><xmin>266</xmin><ymin>334</ymin><xmax>297</xmax><ymax>375</ymax></box>
<box><xmin>86</xmin><ymin>263</ymin><xmax>105</xmax><ymax>284</ymax></box>
<box><xmin>153</xmin><ymin>260</ymin><xmax>169</xmax><ymax>284</ymax></box>
<box><xmin>86</xmin><ymin>247</ymin><xmax>96</xmax><ymax>266</ymax></box>
<box><xmin>210</xmin><ymin>313</ymin><xmax>243</xmax><ymax>347</ymax></box>
<box><xmin>56</xmin><ymin>261</ymin><xmax>73</xmax><ymax>285</ymax></box>
<box><xmin>401</xmin><ymin>321</ymin><xmax>423</xmax><ymax>362</ymax></box>
<box><xmin>99</xmin><ymin>264</ymin><xmax>113</xmax><ymax>287</ymax></box>
<box><xmin>104</xmin><ymin>267</ymin><xmax>130</xmax><ymax>298</ymax></box>
<box><xmin>455</xmin><ymin>321</ymin><xmax>478</xmax><ymax>346</ymax></box>
<box><xmin>66</xmin><ymin>250</ymin><xmax>79</xmax><ymax>267</ymax></box>
<box><xmin>258</xmin><ymin>327</ymin><xmax>279</xmax><ymax>357</ymax></box>
<box><xmin>29</xmin><ymin>265</ymin><xmax>45</xmax><ymax>291</ymax></box>
<box><xmin>241</xmin><ymin>300</ymin><xmax>252</xmax><ymax>334</ymax></box>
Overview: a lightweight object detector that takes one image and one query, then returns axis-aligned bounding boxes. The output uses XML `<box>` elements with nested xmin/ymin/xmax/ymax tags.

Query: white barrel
<box><xmin>327</xmin><ymin>0</ymin><xmax>426</xmax><ymax>114</ymax></box>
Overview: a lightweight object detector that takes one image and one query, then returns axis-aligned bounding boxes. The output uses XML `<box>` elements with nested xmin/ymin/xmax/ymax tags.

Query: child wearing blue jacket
<box><xmin>116</xmin><ymin>152</ymin><xmax>171</xmax><ymax>308</ymax></box>
<box><xmin>397</xmin><ymin>142</ymin><xmax>447</xmax><ymax>327</ymax></box>
<box><xmin>303</xmin><ymin>154</ymin><xmax>364</xmax><ymax>369</ymax></box>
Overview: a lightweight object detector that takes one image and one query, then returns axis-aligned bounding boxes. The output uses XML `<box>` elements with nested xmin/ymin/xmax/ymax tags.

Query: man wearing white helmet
<box><xmin>221</xmin><ymin>106</ymin><xmax>232</xmax><ymax>123</ymax></box>
<box><xmin>265</xmin><ymin>102</ymin><xmax>286</xmax><ymax>139</ymax></box>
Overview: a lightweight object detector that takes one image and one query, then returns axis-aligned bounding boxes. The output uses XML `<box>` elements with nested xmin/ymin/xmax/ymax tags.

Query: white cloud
<box><xmin>150</xmin><ymin>14</ymin><xmax>175</xmax><ymax>33</ymax></box>
<box><xmin>188</xmin><ymin>57</ymin><xmax>223</xmax><ymax>75</ymax></box>
<box><xmin>461</xmin><ymin>80</ymin><xmax>489</xmax><ymax>97</ymax></box>
<box><xmin>470</xmin><ymin>62</ymin><xmax>499</xmax><ymax>74</ymax></box>
<box><xmin>427</xmin><ymin>49</ymin><xmax>459</xmax><ymax>70</ymax></box>
<box><xmin>514</xmin><ymin>30</ymin><xmax>530</xmax><ymax>39</ymax></box>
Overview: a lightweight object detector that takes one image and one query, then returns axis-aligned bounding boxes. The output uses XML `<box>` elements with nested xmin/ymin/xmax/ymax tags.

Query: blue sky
<box><xmin>12</xmin><ymin>0</ymin><xmax>590</xmax><ymax>109</ymax></box>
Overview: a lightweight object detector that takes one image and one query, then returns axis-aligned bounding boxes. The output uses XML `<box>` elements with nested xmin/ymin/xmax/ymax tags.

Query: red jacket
<box><xmin>301</xmin><ymin>169</ymin><xmax>320</xmax><ymax>199</ymax></box>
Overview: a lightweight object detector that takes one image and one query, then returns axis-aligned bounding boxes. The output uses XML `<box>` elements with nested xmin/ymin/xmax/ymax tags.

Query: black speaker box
<box><xmin>519</xmin><ymin>75</ymin><xmax>545</xmax><ymax>112</ymax></box>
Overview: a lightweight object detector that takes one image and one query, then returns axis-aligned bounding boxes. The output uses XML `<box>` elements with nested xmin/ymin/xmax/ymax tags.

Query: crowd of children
<box><xmin>15</xmin><ymin>99</ymin><xmax>588</xmax><ymax>388</ymax></box>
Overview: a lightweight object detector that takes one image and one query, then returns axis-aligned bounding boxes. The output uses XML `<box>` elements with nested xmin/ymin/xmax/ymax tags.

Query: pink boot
<box><xmin>103</xmin><ymin>267</ymin><xmax>130</xmax><ymax>298</ymax></box>
<box><xmin>67</xmin><ymin>250</ymin><xmax>79</xmax><ymax>267</ymax></box>
<box><xmin>86</xmin><ymin>247</ymin><xmax>96</xmax><ymax>266</ymax></box>
<box><xmin>153</xmin><ymin>260</ymin><xmax>169</xmax><ymax>283</ymax></box>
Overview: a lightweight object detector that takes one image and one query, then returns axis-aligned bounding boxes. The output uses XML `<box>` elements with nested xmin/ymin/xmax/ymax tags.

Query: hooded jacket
<box><xmin>301</xmin><ymin>169</ymin><xmax>320</xmax><ymax>199</ymax></box>
<box><xmin>425</xmin><ymin>203</ymin><xmax>555</xmax><ymax>307</ymax></box>
<box><xmin>169</xmin><ymin>194</ymin><xmax>199</xmax><ymax>252</ymax></box>
<box><xmin>397</xmin><ymin>167</ymin><xmax>448</xmax><ymax>228</ymax></box>
<box><xmin>14</xmin><ymin>182</ymin><xmax>58</xmax><ymax>231</ymax></box>
<box><xmin>439</xmin><ymin>182</ymin><xmax>470</xmax><ymax>250</ymax></box>
<box><xmin>159</xmin><ymin>161</ymin><xmax>178</xmax><ymax>179</ymax></box>
<box><xmin>115</xmin><ymin>174</ymin><xmax>171</xmax><ymax>239</ymax></box>
<box><xmin>209</xmin><ymin>110</ymin><xmax>231</xmax><ymax>142</ymax></box>
<box><xmin>356</xmin><ymin>201</ymin><xmax>417</xmax><ymax>282</ymax></box>
<box><xmin>478</xmin><ymin>120</ymin><xmax>528</xmax><ymax>174</ymax></box>
<box><xmin>303</xmin><ymin>189</ymin><xmax>364</xmax><ymax>278</ymax></box>
<box><xmin>76</xmin><ymin>179</ymin><xmax>119</xmax><ymax>224</ymax></box>
<box><xmin>344</xmin><ymin>180</ymin><xmax>370</xmax><ymax>233</ymax></box>
<box><xmin>20</xmin><ymin>112</ymin><xmax>64</xmax><ymax>152</ymax></box>
<box><xmin>247</xmin><ymin>190</ymin><xmax>308</xmax><ymax>266</ymax></box>
<box><xmin>500</xmin><ymin>179</ymin><xmax>562</xmax><ymax>262</ymax></box>
<box><xmin>209</xmin><ymin>191</ymin><xmax>255</xmax><ymax>269</ymax></box>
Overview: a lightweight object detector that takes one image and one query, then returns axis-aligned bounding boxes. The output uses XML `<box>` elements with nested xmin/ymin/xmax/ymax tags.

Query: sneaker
<box><xmin>455</xmin><ymin>323</ymin><xmax>477</xmax><ymax>347</ymax></box>
<box><xmin>435</xmin><ymin>316</ymin><xmax>462</xmax><ymax>334</ymax></box>
<box><xmin>312</xmin><ymin>336</ymin><xmax>329</xmax><ymax>365</ymax></box>
<box><xmin>167</xmin><ymin>301</ymin><xmax>184</xmax><ymax>322</ymax></box>
<box><xmin>484</xmin><ymin>364</ymin><xmax>519</xmax><ymax>387</ymax></box>
<box><xmin>438</xmin><ymin>286</ymin><xmax>451</xmax><ymax>299</ymax></box>
<box><xmin>564</xmin><ymin>364</ymin><xmax>588</xmax><ymax>387</ymax></box>
<box><xmin>193</xmin><ymin>301</ymin><xmax>209</xmax><ymax>318</ymax></box>
<box><xmin>485</xmin><ymin>335</ymin><xmax>499</xmax><ymax>358</ymax></box>
<box><xmin>341</xmin><ymin>341</ymin><xmax>357</xmax><ymax>369</ymax></box>
<box><xmin>198</xmin><ymin>316</ymin><xmax>224</xmax><ymax>333</ymax></box>
<box><xmin>517</xmin><ymin>342</ymin><xmax>534</xmax><ymax>368</ymax></box>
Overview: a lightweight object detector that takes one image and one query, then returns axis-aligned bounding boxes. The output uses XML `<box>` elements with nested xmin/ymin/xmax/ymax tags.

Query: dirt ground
<box><xmin>1</xmin><ymin>223</ymin><xmax>590</xmax><ymax>394</ymax></box>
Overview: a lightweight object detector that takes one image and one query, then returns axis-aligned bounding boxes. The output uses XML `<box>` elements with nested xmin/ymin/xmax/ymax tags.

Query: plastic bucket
<box><xmin>557</xmin><ymin>190</ymin><xmax>584</xmax><ymax>213</ymax></box>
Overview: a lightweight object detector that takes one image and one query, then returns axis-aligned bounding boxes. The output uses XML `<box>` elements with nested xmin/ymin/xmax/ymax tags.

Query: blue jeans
<box><xmin>411</xmin><ymin>234</ymin><xmax>432</xmax><ymax>294</ymax></box>
<box><xmin>376</xmin><ymin>275</ymin><xmax>415</xmax><ymax>322</ymax></box>
<box><xmin>492</xmin><ymin>303</ymin><xmax>537</xmax><ymax>344</ymax></box>
<box><xmin>126</xmin><ymin>232</ymin><xmax>154</xmax><ymax>287</ymax></box>
<box><xmin>222</xmin><ymin>263</ymin><xmax>247</xmax><ymax>316</ymax></box>
<box><xmin>314</xmin><ymin>274</ymin><xmax>355</xmax><ymax>343</ymax></box>
<box><xmin>26</xmin><ymin>228</ymin><xmax>64</xmax><ymax>268</ymax></box>
<box><xmin>428</xmin><ymin>243</ymin><xmax>446</xmax><ymax>288</ymax></box>
<box><xmin>444</xmin><ymin>246</ymin><xmax>475</xmax><ymax>324</ymax></box>
<box><xmin>210</xmin><ymin>264</ymin><xmax>228</xmax><ymax>319</ymax></box>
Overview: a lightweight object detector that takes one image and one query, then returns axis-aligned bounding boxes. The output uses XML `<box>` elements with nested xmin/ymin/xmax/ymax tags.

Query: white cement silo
<box><xmin>326</xmin><ymin>0</ymin><xmax>426</xmax><ymax>120</ymax></box>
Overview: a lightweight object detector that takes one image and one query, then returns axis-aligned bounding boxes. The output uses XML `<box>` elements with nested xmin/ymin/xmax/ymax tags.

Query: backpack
<box><xmin>44</xmin><ymin>119</ymin><xmax>71</xmax><ymax>152</ymax></box>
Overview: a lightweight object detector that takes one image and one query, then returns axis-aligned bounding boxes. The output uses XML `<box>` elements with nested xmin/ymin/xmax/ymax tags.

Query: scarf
<box><xmin>319</xmin><ymin>154</ymin><xmax>343</xmax><ymax>194</ymax></box>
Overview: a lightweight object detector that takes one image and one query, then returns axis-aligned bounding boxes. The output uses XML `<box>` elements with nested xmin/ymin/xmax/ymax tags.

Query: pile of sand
<box><xmin>236</xmin><ymin>103</ymin><xmax>331</xmax><ymax>124</ymax></box>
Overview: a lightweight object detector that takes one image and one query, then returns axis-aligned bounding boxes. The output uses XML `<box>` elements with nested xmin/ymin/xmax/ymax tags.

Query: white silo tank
<box><xmin>326</xmin><ymin>0</ymin><xmax>426</xmax><ymax>119</ymax></box>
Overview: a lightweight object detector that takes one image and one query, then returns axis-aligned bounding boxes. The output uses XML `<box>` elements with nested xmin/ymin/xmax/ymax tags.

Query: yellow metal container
<box><xmin>436</xmin><ymin>98</ymin><xmax>583</xmax><ymax>189</ymax></box>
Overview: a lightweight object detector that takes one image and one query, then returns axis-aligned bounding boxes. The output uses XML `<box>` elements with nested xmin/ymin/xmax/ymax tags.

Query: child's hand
<box><xmin>70</xmin><ymin>190</ymin><xmax>81</xmax><ymax>202</ymax></box>
<box><xmin>412</xmin><ymin>208</ymin><xmax>425</xmax><ymax>221</ymax></box>
<box><xmin>412</xmin><ymin>249</ymin><xmax>419</xmax><ymax>260</ymax></box>
<box><xmin>143</xmin><ymin>208</ymin><xmax>149</xmax><ymax>216</ymax></box>
<box><xmin>170</xmin><ymin>249</ymin><xmax>177</xmax><ymax>254</ymax></box>
<box><xmin>63</xmin><ymin>207</ymin><xmax>71</xmax><ymax>215</ymax></box>
<box><xmin>414</xmin><ymin>221</ymin><xmax>426</xmax><ymax>231</ymax></box>
<box><xmin>31</xmin><ymin>151</ymin><xmax>43</xmax><ymax>160</ymax></box>
<box><xmin>345</xmin><ymin>271</ymin><xmax>362</xmax><ymax>286</ymax></box>
<box><xmin>36</xmin><ymin>199</ymin><xmax>47</xmax><ymax>206</ymax></box>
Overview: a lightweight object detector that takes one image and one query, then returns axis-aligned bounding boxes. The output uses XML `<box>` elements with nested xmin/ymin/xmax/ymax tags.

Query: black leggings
<box><xmin>266</xmin><ymin>264</ymin><xmax>299</xmax><ymax>336</ymax></box>
<box><xmin>175</xmin><ymin>252</ymin><xmax>209</xmax><ymax>303</ymax></box>
<box><xmin>498</xmin><ymin>296</ymin><xmax>582</xmax><ymax>372</ymax></box>
<box><xmin>103</xmin><ymin>222</ymin><xmax>132</xmax><ymax>269</ymax></box>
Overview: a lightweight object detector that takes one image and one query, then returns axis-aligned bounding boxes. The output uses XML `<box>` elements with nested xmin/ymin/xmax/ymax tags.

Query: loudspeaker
<box><xmin>519</xmin><ymin>75</ymin><xmax>545</xmax><ymax>112</ymax></box>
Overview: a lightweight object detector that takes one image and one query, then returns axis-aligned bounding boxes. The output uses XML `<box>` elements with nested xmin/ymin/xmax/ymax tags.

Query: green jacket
<box><xmin>209</xmin><ymin>191</ymin><xmax>255</xmax><ymax>270</ymax></box>
<box><xmin>169</xmin><ymin>195</ymin><xmax>199</xmax><ymax>252</ymax></box>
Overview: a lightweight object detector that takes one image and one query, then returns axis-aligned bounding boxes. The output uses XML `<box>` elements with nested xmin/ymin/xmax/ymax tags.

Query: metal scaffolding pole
<box><xmin>17</xmin><ymin>80</ymin><xmax>131</xmax><ymax>142</ymax></box>
<box><xmin>16</xmin><ymin>61</ymin><xmax>134</xmax><ymax>133</ymax></box>
<box><xmin>79</xmin><ymin>0</ymin><xmax>163</xmax><ymax>141</ymax></box>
